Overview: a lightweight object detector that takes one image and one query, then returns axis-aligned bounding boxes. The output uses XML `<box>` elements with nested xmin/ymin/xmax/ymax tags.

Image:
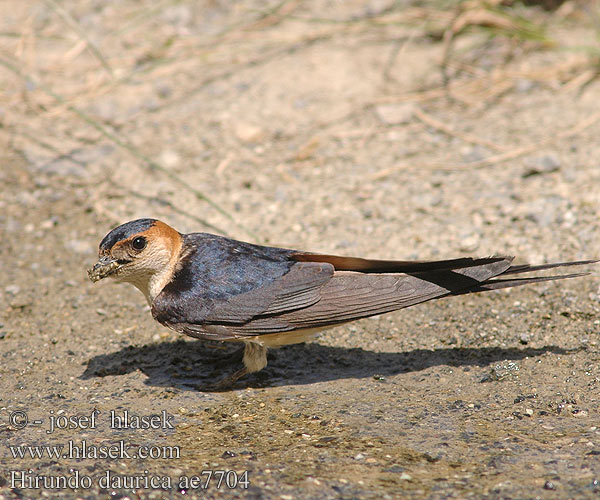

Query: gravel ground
<box><xmin>1</xmin><ymin>1</ymin><xmax>600</xmax><ymax>499</ymax></box>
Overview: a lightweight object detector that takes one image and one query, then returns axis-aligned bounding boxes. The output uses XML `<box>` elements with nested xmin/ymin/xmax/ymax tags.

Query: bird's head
<box><xmin>88</xmin><ymin>218</ymin><xmax>183</xmax><ymax>302</ymax></box>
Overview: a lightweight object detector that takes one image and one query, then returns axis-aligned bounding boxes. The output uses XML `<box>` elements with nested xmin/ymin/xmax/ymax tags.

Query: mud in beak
<box><xmin>87</xmin><ymin>256</ymin><xmax>122</xmax><ymax>283</ymax></box>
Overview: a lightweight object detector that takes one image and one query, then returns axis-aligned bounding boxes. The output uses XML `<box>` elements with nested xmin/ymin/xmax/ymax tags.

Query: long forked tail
<box><xmin>452</xmin><ymin>259</ymin><xmax>598</xmax><ymax>295</ymax></box>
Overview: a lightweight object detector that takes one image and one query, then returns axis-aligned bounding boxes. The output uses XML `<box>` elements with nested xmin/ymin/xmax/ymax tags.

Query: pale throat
<box><xmin>146</xmin><ymin>270</ymin><xmax>172</xmax><ymax>304</ymax></box>
<box><xmin>126</xmin><ymin>268</ymin><xmax>169</xmax><ymax>305</ymax></box>
<box><xmin>128</xmin><ymin>241</ymin><xmax>182</xmax><ymax>305</ymax></box>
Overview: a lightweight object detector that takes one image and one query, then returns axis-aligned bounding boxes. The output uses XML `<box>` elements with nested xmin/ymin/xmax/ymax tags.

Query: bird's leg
<box><xmin>208</xmin><ymin>342</ymin><xmax>268</xmax><ymax>391</ymax></box>
<box><xmin>242</xmin><ymin>342</ymin><xmax>268</xmax><ymax>373</ymax></box>
<box><xmin>210</xmin><ymin>366</ymin><xmax>249</xmax><ymax>390</ymax></box>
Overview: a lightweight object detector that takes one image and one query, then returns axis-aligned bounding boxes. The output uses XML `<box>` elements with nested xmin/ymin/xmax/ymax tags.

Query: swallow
<box><xmin>88</xmin><ymin>218</ymin><xmax>596</xmax><ymax>388</ymax></box>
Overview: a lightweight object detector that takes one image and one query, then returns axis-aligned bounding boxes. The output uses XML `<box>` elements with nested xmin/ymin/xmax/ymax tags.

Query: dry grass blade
<box><xmin>451</xmin><ymin>7</ymin><xmax>519</xmax><ymax>35</ymax></box>
<box><xmin>460</xmin><ymin>109</ymin><xmax>600</xmax><ymax>169</ymax></box>
<box><xmin>119</xmin><ymin>186</ymin><xmax>234</xmax><ymax>238</ymax></box>
<box><xmin>147</xmin><ymin>32</ymin><xmax>330</xmax><ymax>116</ymax></box>
<box><xmin>106</xmin><ymin>0</ymin><xmax>174</xmax><ymax>38</ymax></box>
<box><xmin>371</xmin><ymin>109</ymin><xmax>600</xmax><ymax>178</ymax></box>
<box><xmin>440</xmin><ymin>1</ymin><xmax>552</xmax><ymax>85</ymax></box>
<box><xmin>413</xmin><ymin>107</ymin><xmax>506</xmax><ymax>152</ymax></box>
<box><xmin>244</xmin><ymin>0</ymin><xmax>302</xmax><ymax>32</ymax></box>
<box><xmin>0</xmin><ymin>55</ymin><xmax>260</xmax><ymax>240</ymax></box>
<box><xmin>44</xmin><ymin>0</ymin><xmax>113</xmax><ymax>77</ymax></box>
<box><xmin>10</xmin><ymin>122</ymin><xmax>234</xmax><ymax>237</ymax></box>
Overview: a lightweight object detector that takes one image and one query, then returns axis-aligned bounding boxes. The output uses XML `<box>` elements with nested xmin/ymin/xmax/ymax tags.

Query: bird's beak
<box><xmin>87</xmin><ymin>255</ymin><xmax>121</xmax><ymax>283</ymax></box>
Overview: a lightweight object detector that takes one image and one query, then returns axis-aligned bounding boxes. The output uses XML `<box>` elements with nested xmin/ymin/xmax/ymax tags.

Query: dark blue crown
<box><xmin>99</xmin><ymin>218</ymin><xmax>156</xmax><ymax>251</ymax></box>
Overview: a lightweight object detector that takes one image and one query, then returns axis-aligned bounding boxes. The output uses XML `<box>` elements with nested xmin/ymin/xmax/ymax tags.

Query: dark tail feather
<box><xmin>504</xmin><ymin>259</ymin><xmax>598</xmax><ymax>276</ymax></box>
<box><xmin>292</xmin><ymin>253</ymin><xmax>510</xmax><ymax>274</ymax></box>
<box><xmin>452</xmin><ymin>272</ymin><xmax>591</xmax><ymax>295</ymax></box>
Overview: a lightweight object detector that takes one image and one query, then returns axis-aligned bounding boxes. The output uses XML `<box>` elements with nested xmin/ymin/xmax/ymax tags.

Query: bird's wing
<box><xmin>164</xmin><ymin>257</ymin><xmax>515</xmax><ymax>340</ymax></box>
<box><xmin>152</xmin><ymin>257</ymin><xmax>334</xmax><ymax>340</ymax></box>
<box><xmin>224</xmin><ymin>257</ymin><xmax>596</xmax><ymax>336</ymax></box>
<box><xmin>153</xmin><ymin>237</ymin><xmax>595</xmax><ymax>341</ymax></box>
<box><xmin>220</xmin><ymin>257</ymin><xmax>514</xmax><ymax>335</ymax></box>
<box><xmin>202</xmin><ymin>261</ymin><xmax>334</xmax><ymax>321</ymax></box>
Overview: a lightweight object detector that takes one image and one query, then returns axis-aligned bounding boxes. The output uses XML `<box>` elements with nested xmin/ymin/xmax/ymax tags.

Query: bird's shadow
<box><xmin>81</xmin><ymin>339</ymin><xmax>577</xmax><ymax>392</ymax></box>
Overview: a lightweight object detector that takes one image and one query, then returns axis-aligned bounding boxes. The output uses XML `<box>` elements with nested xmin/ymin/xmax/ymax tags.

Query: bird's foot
<box><xmin>205</xmin><ymin>367</ymin><xmax>248</xmax><ymax>392</ymax></box>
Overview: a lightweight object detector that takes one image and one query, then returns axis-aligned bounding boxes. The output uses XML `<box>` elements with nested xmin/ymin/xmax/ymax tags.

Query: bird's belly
<box><xmin>238</xmin><ymin>325</ymin><xmax>338</xmax><ymax>347</ymax></box>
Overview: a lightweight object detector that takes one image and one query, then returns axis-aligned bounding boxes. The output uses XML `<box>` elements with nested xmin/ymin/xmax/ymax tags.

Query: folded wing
<box><xmin>153</xmin><ymin>237</ymin><xmax>595</xmax><ymax>342</ymax></box>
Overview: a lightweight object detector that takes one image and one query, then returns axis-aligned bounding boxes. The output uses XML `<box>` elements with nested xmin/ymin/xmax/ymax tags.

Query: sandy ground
<box><xmin>1</xmin><ymin>1</ymin><xmax>600</xmax><ymax>498</ymax></box>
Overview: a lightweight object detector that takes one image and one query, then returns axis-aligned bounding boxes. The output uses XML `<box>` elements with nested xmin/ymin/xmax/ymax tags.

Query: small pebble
<box><xmin>374</xmin><ymin>102</ymin><xmax>416</xmax><ymax>125</ymax></box>
<box><xmin>5</xmin><ymin>285</ymin><xmax>20</xmax><ymax>295</ymax></box>
<box><xmin>234</xmin><ymin>122</ymin><xmax>266</xmax><ymax>143</ymax></box>
<box><xmin>40</xmin><ymin>217</ymin><xmax>58</xmax><ymax>229</ymax></box>
<box><xmin>384</xmin><ymin>465</ymin><xmax>404</xmax><ymax>473</ymax></box>
<box><xmin>160</xmin><ymin>149</ymin><xmax>181</xmax><ymax>168</ymax></box>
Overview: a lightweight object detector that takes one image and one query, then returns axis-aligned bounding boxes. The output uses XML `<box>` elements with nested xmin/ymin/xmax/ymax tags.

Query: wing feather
<box><xmin>220</xmin><ymin>259</ymin><xmax>514</xmax><ymax>335</ymax></box>
<box><xmin>202</xmin><ymin>261</ymin><xmax>333</xmax><ymax>322</ymax></box>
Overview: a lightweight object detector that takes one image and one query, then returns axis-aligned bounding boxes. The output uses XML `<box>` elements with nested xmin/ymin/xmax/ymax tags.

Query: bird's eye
<box><xmin>132</xmin><ymin>236</ymin><xmax>146</xmax><ymax>251</ymax></box>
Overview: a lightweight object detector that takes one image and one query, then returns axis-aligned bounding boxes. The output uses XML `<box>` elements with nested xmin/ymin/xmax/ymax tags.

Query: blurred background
<box><xmin>1</xmin><ymin>1</ymin><xmax>600</xmax><ymax>498</ymax></box>
<box><xmin>2</xmin><ymin>0</ymin><xmax>599</xmax><ymax>259</ymax></box>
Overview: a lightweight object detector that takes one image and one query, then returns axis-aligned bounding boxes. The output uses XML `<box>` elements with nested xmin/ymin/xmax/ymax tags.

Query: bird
<box><xmin>88</xmin><ymin>218</ymin><xmax>596</xmax><ymax>388</ymax></box>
